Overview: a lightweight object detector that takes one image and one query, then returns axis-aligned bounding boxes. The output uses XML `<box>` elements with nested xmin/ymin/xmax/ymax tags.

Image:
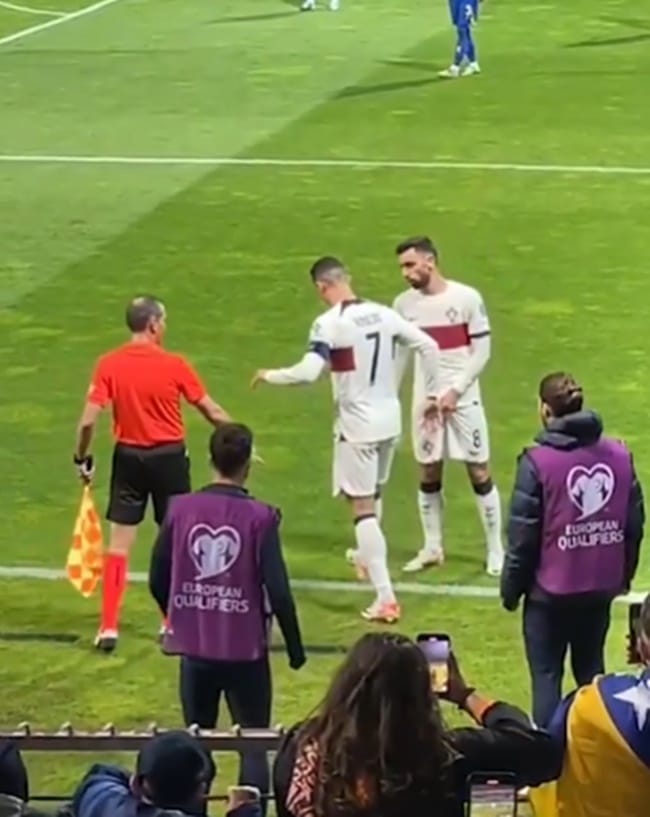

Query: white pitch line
<box><xmin>0</xmin><ymin>564</ymin><xmax>645</xmax><ymax>603</ymax></box>
<box><xmin>0</xmin><ymin>0</ymin><xmax>121</xmax><ymax>47</ymax></box>
<box><xmin>0</xmin><ymin>1</ymin><xmax>64</xmax><ymax>16</ymax></box>
<box><xmin>0</xmin><ymin>153</ymin><xmax>649</xmax><ymax>176</ymax></box>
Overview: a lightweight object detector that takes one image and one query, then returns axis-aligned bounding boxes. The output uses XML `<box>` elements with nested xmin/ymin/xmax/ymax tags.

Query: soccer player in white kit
<box><xmin>392</xmin><ymin>237</ymin><xmax>504</xmax><ymax>576</ymax></box>
<box><xmin>251</xmin><ymin>256</ymin><xmax>440</xmax><ymax>623</ymax></box>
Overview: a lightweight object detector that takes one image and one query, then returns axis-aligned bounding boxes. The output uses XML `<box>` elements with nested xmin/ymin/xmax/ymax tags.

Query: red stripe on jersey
<box><xmin>422</xmin><ymin>323</ymin><xmax>470</xmax><ymax>350</ymax></box>
<box><xmin>330</xmin><ymin>347</ymin><xmax>356</xmax><ymax>372</ymax></box>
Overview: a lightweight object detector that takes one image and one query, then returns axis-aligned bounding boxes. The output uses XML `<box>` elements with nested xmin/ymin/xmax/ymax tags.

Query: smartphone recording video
<box><xmin>628</xmin><ymin>603</ymin><xmax>642</xmax><ymax>664</ymax></box>
<box><xmin>416</xmin><ymin>633</ymin><xmax>450</xmax><ymax>694</ymax></box>
<box><xmin>467</xmin><ymin>773</ymin><xmax>518</xmax><ymax>817</ymax></box>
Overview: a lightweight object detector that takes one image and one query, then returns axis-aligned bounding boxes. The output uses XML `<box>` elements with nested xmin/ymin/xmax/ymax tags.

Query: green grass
<box><xmin>1</xmin><ymin>0</ymin><xmax>650</xmax><ymax>802</ymax></box>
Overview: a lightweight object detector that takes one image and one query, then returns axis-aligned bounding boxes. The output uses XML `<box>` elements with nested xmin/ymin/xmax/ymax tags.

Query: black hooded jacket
<box><xmin>501</xmin><ymin>410</ymin><xmax>645</xmax><ymax>609</ymax></box>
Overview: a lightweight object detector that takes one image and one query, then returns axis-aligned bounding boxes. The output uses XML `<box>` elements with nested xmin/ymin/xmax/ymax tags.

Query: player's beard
<box><xmin>409</xmin><ymin>274</ymin><xmax>430</xmax><ymax>290</ymax></box>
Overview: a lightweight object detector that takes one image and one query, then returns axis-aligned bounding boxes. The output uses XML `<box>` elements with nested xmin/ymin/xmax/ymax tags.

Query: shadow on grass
<box><xmin>211</xmin><ymin>11</ymin><xmax>298</xmax><ymax>23</ymax></box>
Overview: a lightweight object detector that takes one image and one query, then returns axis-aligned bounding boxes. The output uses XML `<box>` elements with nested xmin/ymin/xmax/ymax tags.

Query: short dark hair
<box><xmin>539</xmin><ymin>372</ymin><xmax>584</xmax><ymax>417</ymax></box>
<box><xmin>209</xmin><ymin>423</ymin><xmax>253</xmax><ymax>477</ymax></box>
<box><xmin>135</xmin><ymin>732</ymin><xmax>216</xmax><ymax>811</ymax></box>
<box><xmin>640</xmin><ymin>594</ymin><xmax>650</xmax><ymax>640</ymax></box>
<box><xmin>309</xmin><ymin>256</ymin><xmax>347</xmax><ymax>283</ymax></box>
<box><xmin>125</xmin><ymin>296</ymin><xmax>164</xmax><ymax>332</ymax></box>
<box><xmin>395</xmin><ymin>236</ymin><xmax>439</xmax><ymax>261</ymax></box>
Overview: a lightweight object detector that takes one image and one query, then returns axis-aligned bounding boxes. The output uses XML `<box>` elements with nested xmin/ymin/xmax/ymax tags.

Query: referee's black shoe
<box><xmin>94</xmin><ymin>629</ymin><xmax>118</xmax><ymax>654</ymax></box>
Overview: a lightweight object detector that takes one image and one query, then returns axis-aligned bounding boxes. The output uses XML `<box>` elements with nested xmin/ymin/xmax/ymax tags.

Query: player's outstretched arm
<box><xmin>252</xmin><ymin>352</ymin><xmax>327</xmax><ymax>387</ymax></box>
<box><xmin>252</xmin><ymin>317</ymin><xmax>331</xmax><ymax>388</ymax></box>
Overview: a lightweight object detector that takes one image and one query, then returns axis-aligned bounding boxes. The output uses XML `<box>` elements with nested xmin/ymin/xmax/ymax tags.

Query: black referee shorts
<box><xmin>107</xmin><ymin>442</ymin><xmax>190</xmax><ymax>526</ymax></box>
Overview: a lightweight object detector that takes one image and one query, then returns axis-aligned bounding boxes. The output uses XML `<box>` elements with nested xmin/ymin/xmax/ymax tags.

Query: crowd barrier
<box><xmin>1</xmin><ymin>724</ymin><xmax>533</xmax><ymax>808</ymax></box>
<box><xmin>1</xmin><ymin>724</ymin><xmax>285</xmax><ymax>802</ymax></box>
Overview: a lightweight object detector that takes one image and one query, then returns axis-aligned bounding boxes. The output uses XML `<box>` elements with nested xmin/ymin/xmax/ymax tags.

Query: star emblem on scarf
<box><xmin>614</xmin><ymin>677</ymin><xmax>650</xmax><ymax>731</ymax></box>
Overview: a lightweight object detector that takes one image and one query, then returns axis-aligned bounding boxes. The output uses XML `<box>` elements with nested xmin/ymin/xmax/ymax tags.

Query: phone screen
<box><xmin>468</xmin><ymin>778</ymin><xmax>517</xmax><ymax>817</ymax></box>
<box><xmin>416</xmin><ymin>633</ymin><xmax>450</xmax><ymax>694</ymax></box>
<box><xmin>628</xmin><ymin>603</ymin><xmax>642</xmax><ymax>664</ymax></box>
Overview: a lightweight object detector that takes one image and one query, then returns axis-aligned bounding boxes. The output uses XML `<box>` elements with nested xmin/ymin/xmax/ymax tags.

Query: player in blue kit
<box><xmin>439</xmin><ymin>0</ymin><xmax>481</xmax><ymax>79</ymax></box>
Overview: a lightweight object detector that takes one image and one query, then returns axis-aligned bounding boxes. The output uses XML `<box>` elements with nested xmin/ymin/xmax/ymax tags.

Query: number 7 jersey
<box><xmin>307</xmin><ymin>299</ymin><xmax>440</xmax><ymax>444</ymax></box>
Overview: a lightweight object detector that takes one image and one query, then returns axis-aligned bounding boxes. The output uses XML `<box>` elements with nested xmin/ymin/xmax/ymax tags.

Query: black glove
<box><xmin>73</xmin><ymin>454</ymin><xmax>95</xmax><ymax>483</ymax></box>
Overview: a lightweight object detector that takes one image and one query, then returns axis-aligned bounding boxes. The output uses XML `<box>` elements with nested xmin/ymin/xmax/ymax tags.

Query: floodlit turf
<box><xmin>1</xmin><ymin>0</ymin><xmax>650</xmax><ymax>802</ymax></box>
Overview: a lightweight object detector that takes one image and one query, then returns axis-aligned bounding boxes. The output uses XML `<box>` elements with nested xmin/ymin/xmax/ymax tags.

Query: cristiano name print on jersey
<box><xmin>307</xmin><ymin>300</ymin><xmax>405</xmax><ymax>445</ymax></box>
<box><xmin>306</xmin><ymin>299</ymin><xmax>440</xmax><ymax>445</ymax></box>
<box><xmin>393</xmin><ymin>280</ymin><xmax>490</xmax><ymax>407</ymax></box>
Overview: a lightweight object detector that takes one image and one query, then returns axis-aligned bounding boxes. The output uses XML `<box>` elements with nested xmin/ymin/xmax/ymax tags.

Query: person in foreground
<box><xmin>273</xmin><ymin>632</ymin><xmax>561</xmax><ymax>817</ymax></box>
<box><xmin>530</xmin><ymin>592</ymin><xmax>650</xmax><ymax>817</ymax></box>
<box><xmin>149</xmin><ymin>423</ymin><xmax>305</xmax><ymax>801</ymax></box>
<box><xmin>501</xmin><ymin>372</ymin><xmax>645</xmax><ymax>727</ymax></box>
<box><xmin>0</xmin><ymin>740</ymin><xmax>29</xmax><ymax>817</ymax></box>
<box><xmin>252</xmin><ymin>256</ymin><xmax>441</xmax><ymax>624</ymax></box>
<box><xmin>71</xmin><ymin>732</ymin><xmax>225</xmax><ymax>817</ymax></box>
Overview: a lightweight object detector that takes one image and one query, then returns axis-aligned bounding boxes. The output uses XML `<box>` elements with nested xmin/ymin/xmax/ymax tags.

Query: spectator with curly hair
<box><xmin>273</xmin><ymin>632</ymin><xmax>561</xmax><ymax>817</ymax></box>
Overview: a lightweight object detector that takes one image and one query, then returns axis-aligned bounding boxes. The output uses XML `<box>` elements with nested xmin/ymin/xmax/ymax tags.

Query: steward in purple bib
<box><xmin>149</xmin><ymin>433</ymin><xmax>304</xmax><ymax>666</ymax></box>
<box><xmin>161</xmin><ymin>487</ymin><xmax>279</xmax><ymax>662</ymax></box>
<box><xmin>149</xmin><ymin>423</ymin><xmax>305</xmax><ymax>805</ymax></box>
<box><xmin>501</xmin><ymin>372</ymin><xmax>645</xmax><ymax>728</ymax></box>
<box><xmin>502</xmin><ymin>411</ymin><xmax>643</xmax><ymax>608</ymax></box>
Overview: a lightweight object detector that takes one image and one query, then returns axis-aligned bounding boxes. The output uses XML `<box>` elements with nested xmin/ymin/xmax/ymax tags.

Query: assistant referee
<box><xmin>74</xmin><ymin>296</ymin><xmax>231</xmax><ymax>653</ymax></box>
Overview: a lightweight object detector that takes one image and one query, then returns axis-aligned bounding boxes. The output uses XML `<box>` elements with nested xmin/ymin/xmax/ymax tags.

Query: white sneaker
<box><xmin>487</xmin><ymin>549</ymin><xmax>504</xmax><ymax>577</ymax></box>
<box><xmin>329</xmin><ymin>0</ymin><xmax>339</xmax><ymax>9</ymax></box>
<box><xmin>461</xmin><ymin>61</ymin><xmax>481</xmax><ymax>76</ymax></box>
<box><xmin>300</xmin><ymin>0</ymin><xmax>315</xmax><ymax>9</ymax></box>
<box><xmin>402</xmin><ymin>549</ymin><xmax>445</xmax><ymax>573</ymax></box>
<box><xmin>438</xmin><ymin>65</ymin><xmax>460</xmax><ymax>79</ymax></box>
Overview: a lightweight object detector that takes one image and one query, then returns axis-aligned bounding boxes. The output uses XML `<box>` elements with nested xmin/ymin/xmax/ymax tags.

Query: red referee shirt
<box><xmin>87</xmin><ymin>343</ymin><xmax>207</xmax><ymax>447</ymax></box>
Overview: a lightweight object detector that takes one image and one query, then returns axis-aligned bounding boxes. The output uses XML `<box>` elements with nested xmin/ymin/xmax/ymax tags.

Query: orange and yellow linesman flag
<box><xmin>66</xmin><ymin>486</ymin><xmax>104</xmax><ymax>597</ymax></box>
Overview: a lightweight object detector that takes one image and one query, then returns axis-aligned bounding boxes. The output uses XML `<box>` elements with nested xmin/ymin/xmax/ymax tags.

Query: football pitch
<box><xmin>2</xmin><ymin>0</ymin><xmax>650</xmax><ymax>799</ymax></box>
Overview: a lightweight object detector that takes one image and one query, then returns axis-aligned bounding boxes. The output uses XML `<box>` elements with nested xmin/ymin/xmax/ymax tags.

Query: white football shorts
<box><xmin>413</xmin><ymin>401</ymin><xmax>490</xmax><ymax>464</ymax></box>
<box><xmin>332</xmin><ymin>437</ymin><xmax>397</xmax><ymax>498</ymax></box>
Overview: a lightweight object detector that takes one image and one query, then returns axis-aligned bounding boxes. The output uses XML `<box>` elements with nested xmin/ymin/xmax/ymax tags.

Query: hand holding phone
<box><xmin>467</xmin><ymin>772</ymin><xmax>518</xmax><ymax>817</ymax></box>
<box><xmin>416</xmin><ymin>633</ymin><xmax>451</xmax><ymax>695</ymax></box>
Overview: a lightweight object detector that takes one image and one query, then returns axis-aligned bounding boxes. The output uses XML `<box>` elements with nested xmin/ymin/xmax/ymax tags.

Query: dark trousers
<box><xmin>180</xmin><ymin>655</ymin><xmax>271</xmax><ymax>802</ymax></box>
<box><xmin>523</xmin><ymin>597</ymin><xmax>612</xmax><ymax>728</ymax></box>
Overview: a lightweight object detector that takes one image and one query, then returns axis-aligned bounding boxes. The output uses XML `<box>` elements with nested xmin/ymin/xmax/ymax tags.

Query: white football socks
<box><xmin>475</xmin><ymin>485</ymin><xmax>504</xmax><ymax>559</ymax></box>
<box><xmin>418</xmin><ymin>488</ymin><xmax>444</xmax><ymax>556</ymax></box>
<box><xmin>355</xmin><ymin>516</ymin><xmax>395</xmax><ymax>604</ymax></box>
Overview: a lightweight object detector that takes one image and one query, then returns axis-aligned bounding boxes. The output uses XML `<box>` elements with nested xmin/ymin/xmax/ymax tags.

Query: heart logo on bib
<box><xmin>188</xmin><ymin>524</ymin><xmax>241</xmax><ymax>580</ymax></box>
<box><xmin>566</xmin><ymin>463</ymin><xmax>615</xmax><ymax>520</ymax></box>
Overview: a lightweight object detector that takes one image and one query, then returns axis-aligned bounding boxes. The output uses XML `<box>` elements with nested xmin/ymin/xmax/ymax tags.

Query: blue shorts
<box><xmin>448</xmin><ymin>0</ymin><xmax>478</xmax><ymax>26</ymax></box>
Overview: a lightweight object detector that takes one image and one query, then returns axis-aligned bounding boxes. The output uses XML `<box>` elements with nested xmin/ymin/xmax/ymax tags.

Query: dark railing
<box><xmin>2</xmin><ymin>724</ymin><xmax>532</xmax><ymax>807</ymax></box>
<box><xmin>1</xmin><ymin>724</ymin><xmax>285</xmax><ymax>802</ymax></box>
<box><xmin>2</xmin><ymin>722</ymin><xmax>285</xmax><ymax>752</ymax></box>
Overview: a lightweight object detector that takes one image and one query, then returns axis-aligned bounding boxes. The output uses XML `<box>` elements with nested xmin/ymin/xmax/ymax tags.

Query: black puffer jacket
<box><xmin>501</xmin><ymin>410</ymin><xmax>645</xmax><ymax>610</ymax></box>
